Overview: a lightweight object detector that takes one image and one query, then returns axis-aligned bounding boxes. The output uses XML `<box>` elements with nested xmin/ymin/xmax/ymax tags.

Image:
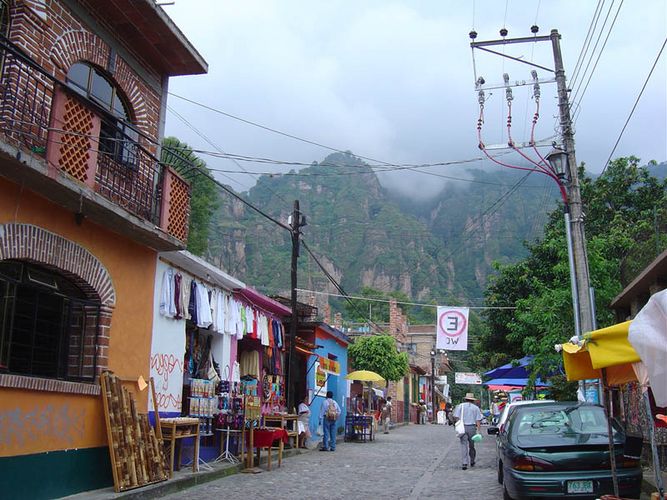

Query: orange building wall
<box><xmin>0</xmin><ymin>177</ymin><xmax>157</xmax><ymax>456</ymax></box>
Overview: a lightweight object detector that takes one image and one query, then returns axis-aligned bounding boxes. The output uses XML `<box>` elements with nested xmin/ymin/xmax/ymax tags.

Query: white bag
<box><xmin>455</xmin><ymin>419</ymin><xmax>465</xmax><ymax>437</ymax></box>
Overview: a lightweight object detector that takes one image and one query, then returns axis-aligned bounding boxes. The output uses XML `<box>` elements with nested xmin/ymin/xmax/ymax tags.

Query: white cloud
<box><xmin>164</xmin><ymin>0</ymin><xmax>667</xmax><ymax>195</ymax></box>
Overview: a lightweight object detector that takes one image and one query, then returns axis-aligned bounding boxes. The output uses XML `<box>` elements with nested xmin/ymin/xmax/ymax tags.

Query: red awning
<box><xmin>235</xmin><ymin>287</ymin><xmax>292</xmax><ymax>317</ymax></box>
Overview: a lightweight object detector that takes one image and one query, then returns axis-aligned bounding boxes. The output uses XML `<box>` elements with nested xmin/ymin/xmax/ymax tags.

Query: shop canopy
<box><xmin>628</xmin><ymin>289</ymin><xmax>667</xmax><ymax>406</ymax></box>
<box><xmin>484</xmin><ymin>376</ymin><xmax>550</xmax><ymax>388</ymax></box>
<box><xmin>561</xmin><ymin>321</ymin><xmax>640</xmax><ymax>385</ymax></box>
<box><xmin>484</xmin><ymin>355</ymin><xmax>533</xmax><ymax>380</ymax></box>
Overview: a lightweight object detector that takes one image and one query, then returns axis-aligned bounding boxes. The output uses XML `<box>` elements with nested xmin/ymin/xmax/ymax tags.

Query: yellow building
<box><xmin>0</xmin><ymin>1</ymin><xmax>205</xmax><ymax>497</ymax></box>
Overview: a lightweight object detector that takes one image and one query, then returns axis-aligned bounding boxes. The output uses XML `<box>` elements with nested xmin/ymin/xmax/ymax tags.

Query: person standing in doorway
<box><xmin>382</xmin><ymin>396</ymin><xmax>393</xmax><ymax>434</ymax></box>
<box><xmin>453</xmin><ymin>393</ymin><xmax>482</xmax><ymax>470</ymax></box>
<box><xmin>319</xmin><ymin>391</ymin><xmax>341</xmax><ymax>451</ymax></box>
<box><xmin>297</xmin><ymin>395</ymin><xmax>311</xmax><ymax>449</ymax></box>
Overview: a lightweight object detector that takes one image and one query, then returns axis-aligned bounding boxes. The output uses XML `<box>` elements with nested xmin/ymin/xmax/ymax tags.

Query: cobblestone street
<box><xmin>160</xmin><ymin>423</ymin><xmax>503</xmax><ymax>499</ymax></box>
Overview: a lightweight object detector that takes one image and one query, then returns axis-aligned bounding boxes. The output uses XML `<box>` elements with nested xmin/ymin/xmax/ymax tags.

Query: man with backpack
<box><xmin>319</xmin><ymin>391</ymin><xmax>341</xmax><ymax>451</ymax></box>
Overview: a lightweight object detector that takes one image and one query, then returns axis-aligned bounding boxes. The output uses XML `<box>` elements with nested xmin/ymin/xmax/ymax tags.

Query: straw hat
<box><xmin>464</xmin><ymin>392</ymin><xmax>476</xmax><ymax>401</ymax></box>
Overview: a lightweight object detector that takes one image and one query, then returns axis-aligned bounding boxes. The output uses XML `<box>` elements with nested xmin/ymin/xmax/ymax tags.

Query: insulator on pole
<box><xmin>531</xmin><ymin>25</ymin><xmax>539</xmax><ymax>34</ymax></box>
<box><xmin>469</xmin><ymin>30</ymin><xmax>478</xmax><ymax>40</ymax></box>
<box><xmin>500</xmin><ymin>28</ymin><xmax>508</xmax><ymax>37</ymax></box>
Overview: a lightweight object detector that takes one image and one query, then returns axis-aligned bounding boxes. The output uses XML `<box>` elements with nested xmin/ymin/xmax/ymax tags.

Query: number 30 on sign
<box><xmin>436</xmin><ymin>306</ymin><xmax>469</xmax><ymax>351</ymax></box>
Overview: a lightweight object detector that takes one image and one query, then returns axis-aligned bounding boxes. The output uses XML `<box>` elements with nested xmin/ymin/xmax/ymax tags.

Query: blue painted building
<box><xmin>299</xmin><ymin>323</ymin><xmax>350</xmax><ymax>439</ymax></box>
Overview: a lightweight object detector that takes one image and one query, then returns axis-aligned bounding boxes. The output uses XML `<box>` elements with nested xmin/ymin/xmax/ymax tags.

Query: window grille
<box><xmin>0</xmin><ymin>261</ymin><xmax>101</xmax><ymax>382</ymax></box>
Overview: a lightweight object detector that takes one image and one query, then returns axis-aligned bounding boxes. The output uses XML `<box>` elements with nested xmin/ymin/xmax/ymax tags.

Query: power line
<box><xmin>570</xmin><ymin>0</ymin><xmax>618</xmax><ymax>105</ymax></box>
<box><xmin>296</xmin><ymin>288</ymin><xmax>517</xmax><ymax>310</ymax></box>
<box><xmin>570</xmin><ymin>0</ymin><xmax>605</xmax><ymax>88</ymax></box>
<box><xmin>601</xmin><ymin>36</ymin><xmax>667</xmax><ymax>174</ymax></box>
<box><xmin>572</xmin><ymin>0</ymin><xmax>624</xmax><ymax>121</ymax></box>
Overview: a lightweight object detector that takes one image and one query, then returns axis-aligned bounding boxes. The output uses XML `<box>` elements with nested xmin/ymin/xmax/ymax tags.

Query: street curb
<box><xmin>64</xmin><ymin>447</ymin><xmax>307</xmax><ymax>500</ymax></box>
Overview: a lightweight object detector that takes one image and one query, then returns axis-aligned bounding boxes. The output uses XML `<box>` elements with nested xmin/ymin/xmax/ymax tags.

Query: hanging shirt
<box><xmin>159</xmin><ymin>268</ymin><xmax>176</xmax><ymax>318</ymax></box>
<box><xmin>181</xmin><ymin>275</ymin><xmax>192</xmax><ymax>320</ymax></box>
<box><xmin>259</xmin><ymin>314</ymin><xmax>270</xmax><ymax>346</ymax></box>
<box><xmin>196</xmin><ymin>282</ymin><xmax>213</xmax><ymax>328</ymax></box>
<box><xmin>173</xmin><ymin>273</ymin><xmax>183</xmax><ymax>319</ymax></box>
<box><xmin>188</xmin><ymin>280</ymin><xmax>198</xmax><ymax>325</ymax></box>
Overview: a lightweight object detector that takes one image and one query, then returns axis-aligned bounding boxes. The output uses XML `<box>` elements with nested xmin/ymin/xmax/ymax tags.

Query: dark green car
<box><xmin>490</xmin><ymin>402</ymin><xmax>642</xmax><ymax>499</ymax></box>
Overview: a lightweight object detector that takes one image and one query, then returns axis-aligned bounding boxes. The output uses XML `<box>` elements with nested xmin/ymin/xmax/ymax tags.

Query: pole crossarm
<box><xmin>470</xmin><ymin>34</ymin><xmax>552</xmax><ymax>47</ymax></box>
<box><xmin>472</xmin><ymin>45</ymin><xmax>554</xmax><ymax>73</ymax></box>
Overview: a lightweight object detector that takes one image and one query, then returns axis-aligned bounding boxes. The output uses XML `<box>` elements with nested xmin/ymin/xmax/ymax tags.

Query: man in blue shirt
<box><xmin>319</xmin><ymin>391</ymin><xmax>341</xmax><ymax>451</ymax></box>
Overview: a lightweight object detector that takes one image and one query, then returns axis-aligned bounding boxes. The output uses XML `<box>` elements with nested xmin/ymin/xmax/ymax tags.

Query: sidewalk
<box><xmin>63</xmin><ymin>446</ymin><xmax>309</xmax><ymax>500</ymax></box>
<box><xmin>642</xmin><ymin>467</ymin><xmax>667</xmax><ymax>499</ymax></box>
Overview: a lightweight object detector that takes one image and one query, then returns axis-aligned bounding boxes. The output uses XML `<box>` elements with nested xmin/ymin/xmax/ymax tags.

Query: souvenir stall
<box><xmin>232</xmin><ymin>287</ymin><xmax>296</xmax><ymax>459</ymax></box>
<box><xmin>150</xmin><ymin>251</ymin><xmax>246</xmax><ymax>469</ymax></box>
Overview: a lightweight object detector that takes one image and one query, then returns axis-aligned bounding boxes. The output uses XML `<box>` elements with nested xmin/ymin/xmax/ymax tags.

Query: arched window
<box><xmin>0</xmin><ymin>260</ymin><xmax>102</xmax><ymax>382</ymax></box>
<box><xmin>66</xmin><ymin>62</ymin><xmax>139</xmax><ymax>167</ymax></box>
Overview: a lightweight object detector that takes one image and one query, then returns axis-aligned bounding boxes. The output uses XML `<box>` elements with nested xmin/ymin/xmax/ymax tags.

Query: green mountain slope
<box><xmin>205</xmin><ymin>152</ymin><xmax>567</xmax><ymax>304</ymax></box>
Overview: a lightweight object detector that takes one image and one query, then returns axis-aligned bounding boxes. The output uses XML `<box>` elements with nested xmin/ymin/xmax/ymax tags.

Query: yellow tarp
<box><xmin>562</xmin><ymin>321</ymin><xmax>640</xmax><ymax>385</ymax></box>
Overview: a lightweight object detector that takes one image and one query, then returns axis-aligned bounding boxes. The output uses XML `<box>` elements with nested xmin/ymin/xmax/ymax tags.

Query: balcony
<box><xmin>0</xmin><ymin>37</ymin><xmax>190</xmax><ymax>249</ymax></box>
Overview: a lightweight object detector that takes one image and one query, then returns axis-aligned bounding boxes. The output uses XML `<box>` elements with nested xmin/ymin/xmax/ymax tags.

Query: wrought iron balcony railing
<box><xmin>0</xmin><ymin>36</ymin><xmax>190</xmax><ymax>243</ymax></box>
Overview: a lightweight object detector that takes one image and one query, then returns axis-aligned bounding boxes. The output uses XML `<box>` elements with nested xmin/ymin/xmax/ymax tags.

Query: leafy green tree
<box><xmin>348</xmin><ymin>335</ymin><xmax>409</xmax><ymax>382</ymax></box>
<box><xmin>477</xmin><ymin>157</ymin><xmax>667</xmax><ymax>385</ymax></box>
<box><xmin>161</xmin><ymin>137</ymin><xmax>219</xmax><ymax>256</ymax></box>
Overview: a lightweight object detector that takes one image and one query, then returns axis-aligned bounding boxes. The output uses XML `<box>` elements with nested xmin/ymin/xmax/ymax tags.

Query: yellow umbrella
<box><xmin>345</xmin><ymin>370</ymin><xmax>385</xmax><ymax>382</ymax></box>
<box><xmin>561</xmin><ymin>321</ymin><xmax>640</xmax><ymax>385</ymax></box>
<box><xmin>345</xmin><ymin>370</ymin><xmax>385</xmax><ymax>413</ymax></box>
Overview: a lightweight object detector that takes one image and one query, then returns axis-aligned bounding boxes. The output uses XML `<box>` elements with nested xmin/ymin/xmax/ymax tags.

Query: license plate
<box><xmin>567</xmin><ymin>480</ymin><xmax>593</xmax><ymax>494</ymax></box>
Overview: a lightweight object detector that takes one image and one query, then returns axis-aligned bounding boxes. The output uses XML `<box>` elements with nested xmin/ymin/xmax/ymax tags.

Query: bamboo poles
<box><xmin>100</xmin><ymin>371</ymin><xmax>169</xmax><ymax>492</ymax></box>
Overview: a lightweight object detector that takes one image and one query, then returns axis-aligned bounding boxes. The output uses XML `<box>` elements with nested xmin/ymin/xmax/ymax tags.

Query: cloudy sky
<box><xmin>163</xmin><ymin>0</ymin><xmax>666</xmax><ymax>197</ymax></box>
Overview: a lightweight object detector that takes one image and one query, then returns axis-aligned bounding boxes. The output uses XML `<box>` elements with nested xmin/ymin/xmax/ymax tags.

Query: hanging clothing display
<box><xmin>159</xmin><ymin>268</ymin><xmax>176</xmax><ymax>318</ymax></box>
<box><xmin>188</xmin><ymin>280</ymin><xmax>198</xmax><ymax>326</ymax></box>
<box><xmin>195</xmin><ymin>282</ymin><xmax>213</xmax><ymax>328</ymax></box>
<box><xmin>239</xmin><ymin>350</ymin><xmax>261</xmax><ymax>379</ymax></box>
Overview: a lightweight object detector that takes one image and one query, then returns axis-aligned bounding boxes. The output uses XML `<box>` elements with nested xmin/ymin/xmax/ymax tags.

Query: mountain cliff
<box><xmin>205</xmin><ymin>152</ymin><xmax>566</xmax><ymax>306</ymax></box>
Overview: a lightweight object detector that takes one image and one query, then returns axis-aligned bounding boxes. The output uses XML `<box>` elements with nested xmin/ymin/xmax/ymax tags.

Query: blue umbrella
<box><xmin>483</xmin><ymin>376</ymin><xmax>550</xmax><ymax>387</ymax></box>
<box><xmin>483</xmin><ymin>355</ymin><xmax>534</xmax><ymax>380</ymax></box>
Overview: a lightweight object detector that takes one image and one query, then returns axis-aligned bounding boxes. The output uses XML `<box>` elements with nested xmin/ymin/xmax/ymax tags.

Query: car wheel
<box><xmin>497</xmin><ymin>460</ymin><xmax>503</xmax><ymax>485</ymax></box>
<box><xmin>502</xmin><ymin>484</ymin><xmax>513</xmax><ymax>500</ymax></box>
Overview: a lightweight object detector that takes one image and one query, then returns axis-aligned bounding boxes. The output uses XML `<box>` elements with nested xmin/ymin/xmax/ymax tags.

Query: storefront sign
<box><xmin>314</xmin><ymin>361</ymin><xmax>328</xmax><ymax>397</ymax></box>
<box><xmin>318</xmin><ymin>356</ymin><xmax>340</xmax><ymax>375</ymax></box>
<box><xmin>436</xmin><ymin>306</ymin><xmax>469</xmax><ymax>351</ymax></box>
<box><xmin>454</xmin><ymin>372</ymin><xmax>482</xmax><ymax>385</ymax></box>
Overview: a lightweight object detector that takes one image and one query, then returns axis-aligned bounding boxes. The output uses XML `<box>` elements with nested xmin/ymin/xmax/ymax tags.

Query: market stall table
<box><xmin>159</xmin><ymin>417</ymin><xmax>200</xmax><ymax>477</ymax></box>
<box><xmin>245</xmin><ymin>427</ymin><xmax>289</xmax><ymax>470</ymax></box>
<box><xmin>264</xmin><ymin>414</ymin><xmax>298</xmax><ymax>448</ymax></box>
<box><xmin>344</xmin><ymin>414</ymin><xmax>374</xmax><ymax>442</ymax></box>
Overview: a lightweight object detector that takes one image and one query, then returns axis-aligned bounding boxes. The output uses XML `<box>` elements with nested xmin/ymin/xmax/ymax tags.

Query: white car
<box><xmin>495</xmin><ymin>399</ymin><xmax>555</xmax><ymax>434</ymax></box>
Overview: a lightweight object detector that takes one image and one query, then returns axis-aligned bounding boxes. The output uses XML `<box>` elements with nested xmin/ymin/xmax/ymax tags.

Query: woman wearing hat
<box><xmin>453</xmin><ymin>393</ymin><xmax>483</xmax><ymax>470</ymax></box>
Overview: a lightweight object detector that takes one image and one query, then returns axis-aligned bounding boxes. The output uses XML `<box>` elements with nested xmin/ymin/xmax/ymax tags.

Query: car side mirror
<box><xmin>487</xmin><ymin>426</ymin><xmax>499</xmax><ymax>435</ymax></box>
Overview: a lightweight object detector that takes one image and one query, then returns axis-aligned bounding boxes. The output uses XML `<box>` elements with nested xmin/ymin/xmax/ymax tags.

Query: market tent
<box><xmin>483</xmin><ymin>355</ymin><xmax>533</xmax><ymax>380</ymax></box>
<box><xmin>561</xmin><ymin>321</ymin><xmax>640</xmax><ymax>385</ymax></box>
<box><xmin>628</xmin><ymin>289</ymin><xmax>667</xmax><ymax>407</ymax></box>
<box><xmin>484</xmin><ymin>376</ymin><xmax>550</xmax><ymax>387</ymax></box>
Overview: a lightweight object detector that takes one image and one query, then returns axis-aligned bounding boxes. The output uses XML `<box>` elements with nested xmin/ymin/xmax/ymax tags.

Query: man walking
<box><xmin>382</xmin><ymin>396</ymin><xmax>392</xmax><ymax>434</ymax></box>
<box><xmin>319</xmin><ymin>391</ymin><xmax>341</xmax><ymax>451</ymax></box>
<box><xmin>453</xmin><ymin>393</ymin><xmax>482</xmax><ymax>470</ymax></box>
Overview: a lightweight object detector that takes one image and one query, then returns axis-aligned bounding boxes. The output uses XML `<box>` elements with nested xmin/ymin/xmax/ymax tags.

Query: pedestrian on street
<box><xmin>382</xmin><ymin>396</ymin><xmax>392</xmax><ymax>434</ymax></box>
<box><xmin>319</xmin><ymin>390</ymin><xmax>341</xmax><ymax>451</ymax></box>
<box><xmin>297</xmin><ymin>394</ymin><xmax>311</xmax><ymax>449</ymax></box>
<box><xmin>453</xmin><ymin>392</ymin><xmax>482</xmax><ymax>470</ymax></box>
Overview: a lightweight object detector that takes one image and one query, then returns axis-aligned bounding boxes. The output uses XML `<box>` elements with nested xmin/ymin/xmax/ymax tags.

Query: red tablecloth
<box><xmin>247</xmin><ymin>428</ymin><xmax>289</xmax><ymax>448</ymax></box>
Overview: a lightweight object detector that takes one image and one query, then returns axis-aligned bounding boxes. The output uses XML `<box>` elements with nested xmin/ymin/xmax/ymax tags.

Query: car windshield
<box><xmin>511</xmin><ymin>405</ymin><xmax>621</xmax><ymax>441</ymax></box>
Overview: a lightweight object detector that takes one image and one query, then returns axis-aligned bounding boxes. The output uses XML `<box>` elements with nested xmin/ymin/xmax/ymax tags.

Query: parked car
<box><xmin>488</xmin><ymin>399</ymin><xmax>555</xmax><ymax>435</ymax></box>
<box><xmin>489</xmin><ymin>402</ymin><xmax>642</xmax><ymax>499</ymax></box>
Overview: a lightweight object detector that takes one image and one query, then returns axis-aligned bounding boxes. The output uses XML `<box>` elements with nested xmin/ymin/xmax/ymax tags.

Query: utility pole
<box><xmin>287</xmin><ymin>200</ymin><xmax>306</xmax><ymax>413</ymax></box>
<box><xmin>469</xmin><ymin>29</ymin><xmax>594</xmax><ymax>336</ymax></box>
<box><xmin>550</xmin><ymin>29</ymin><xmax>594</xmax><ymax>336</ymax></box>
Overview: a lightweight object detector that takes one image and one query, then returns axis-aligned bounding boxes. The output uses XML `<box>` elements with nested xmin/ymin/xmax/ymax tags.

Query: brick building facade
<box><xmin>0</xmin><ymin>1</ymin><xmax>205</xmax><ymax>497</ymax></box>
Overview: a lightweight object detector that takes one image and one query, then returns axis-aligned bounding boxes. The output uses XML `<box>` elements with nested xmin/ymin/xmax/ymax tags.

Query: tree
<box><xmin>477</xmin><ymin>157</ymin><xmax>667</xmax><ymax>385</ymax></box>
<box><xmin>161</xmin><ymin>137</ymin><xmax>219</xmax><ymax>256</ymax></box>
<box><xmin>347</xmin><ymin>335</ymin><xmax>409</xmax><ymax>382</ymax></box>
